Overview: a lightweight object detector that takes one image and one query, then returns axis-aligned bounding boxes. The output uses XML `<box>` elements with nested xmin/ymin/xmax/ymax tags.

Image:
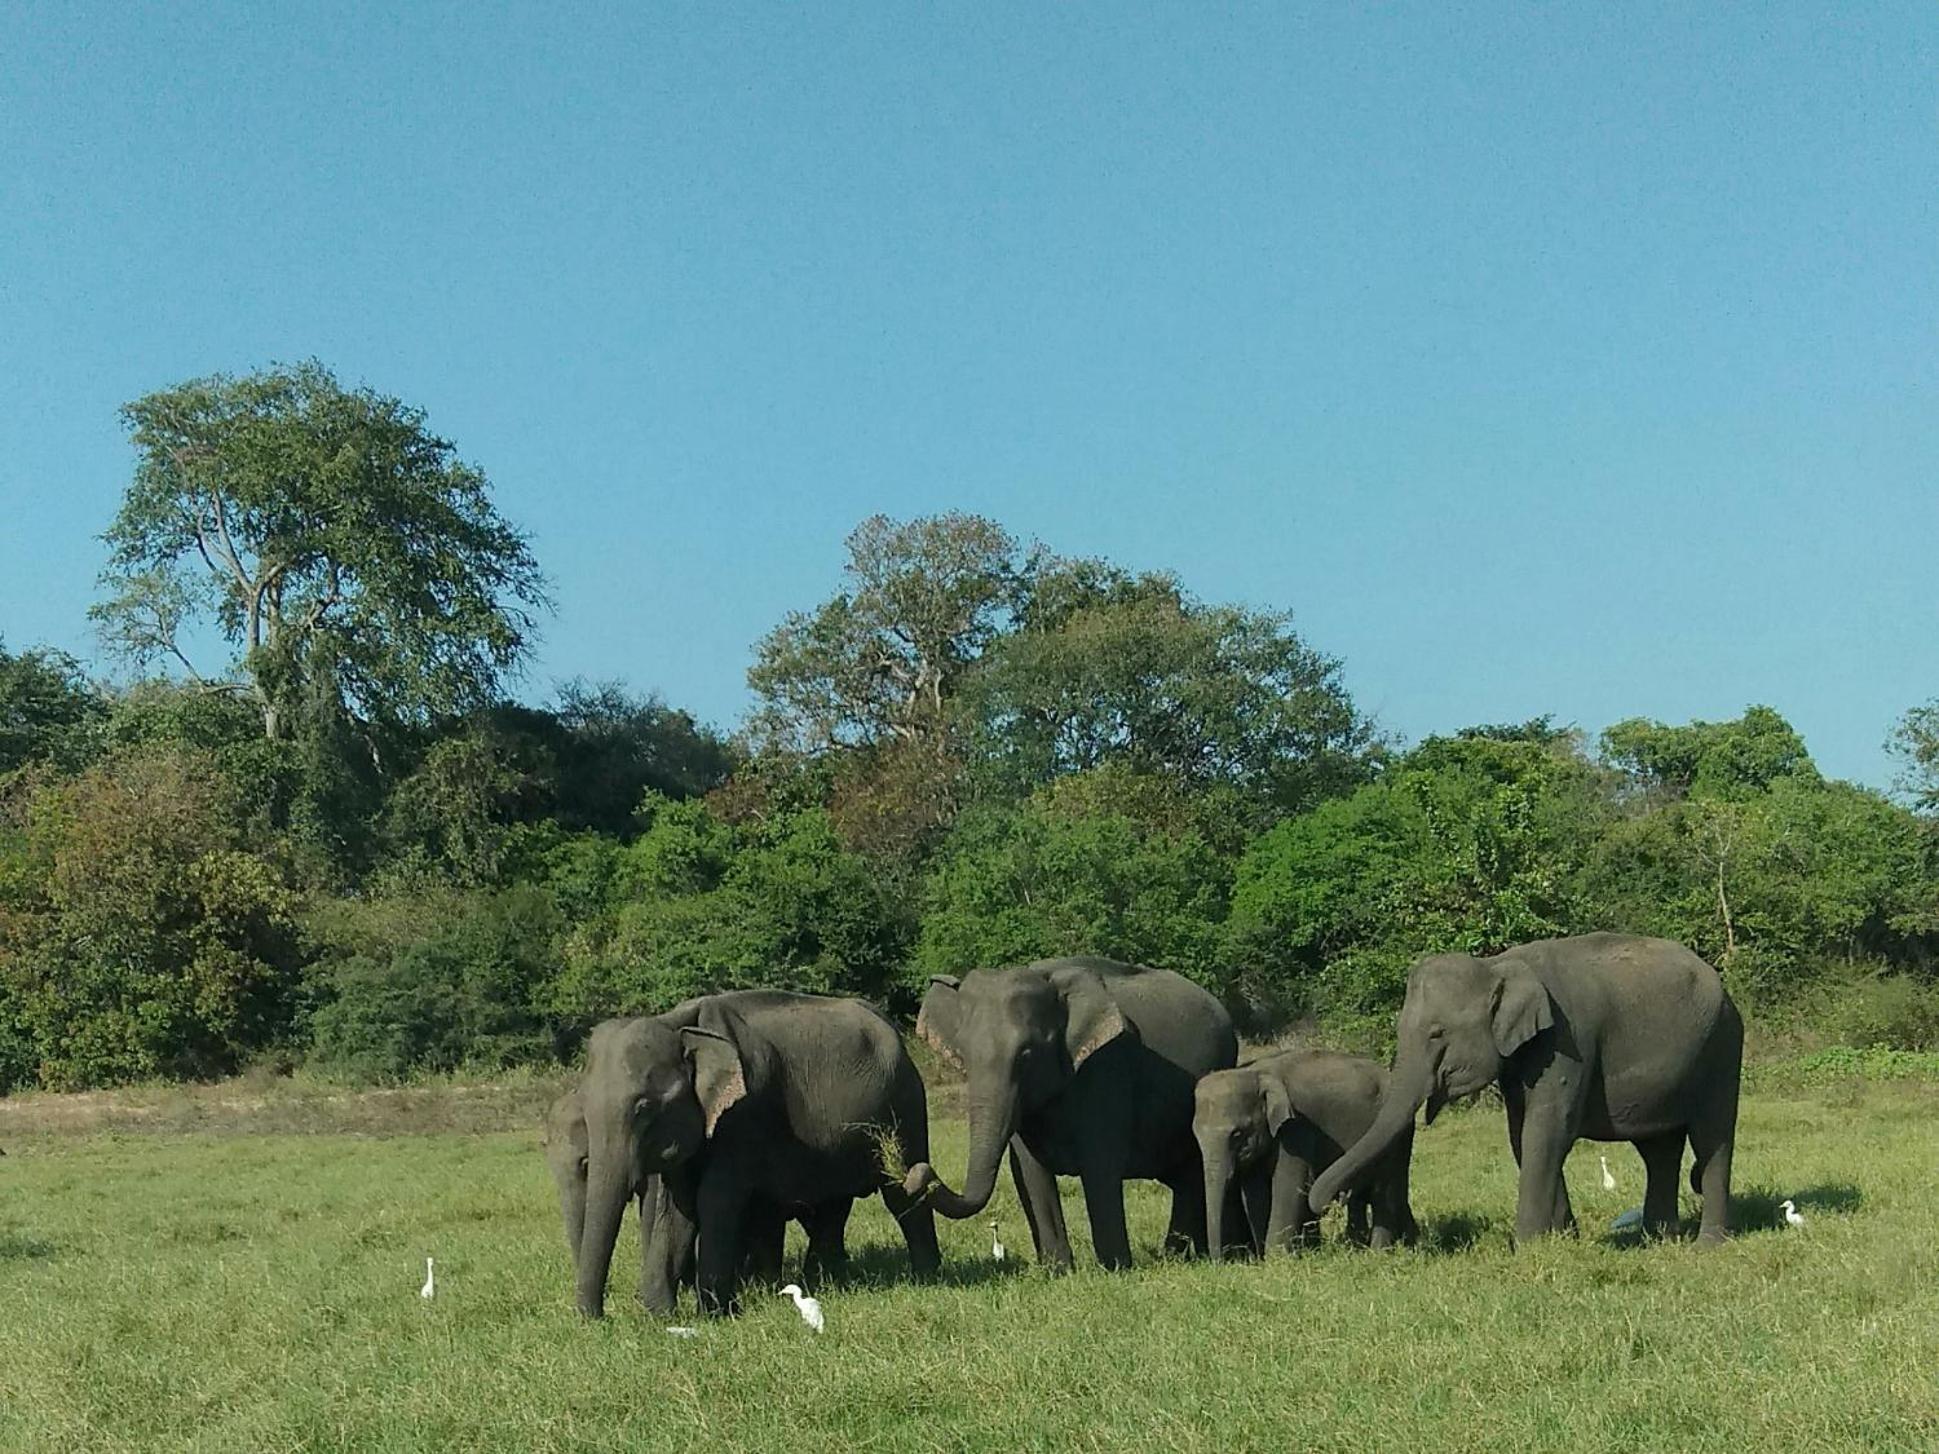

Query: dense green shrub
<box><xmin>305</xmin><ymin>886</ymin><xmax>563</xmax><ymax>1080</ymax></box>
<box><xmin>914</xmin><ymin>785</ymin><xmax>1233</xmax><ymax>993</ymax></box>
<box><xmin>0</xmin><ymin>748</ymin><xmax>302</xmax><ymax>1090</ymax></box>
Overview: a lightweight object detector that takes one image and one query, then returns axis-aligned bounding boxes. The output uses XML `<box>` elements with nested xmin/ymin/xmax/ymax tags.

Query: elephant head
<box><xmin>574</xmin><ymin>1007</ymin><xmax>755</xmax><ymax>1317</ymax></box>
<box><xmin>540</xmin><ymin>1088</ymin><xmax>590</xmax><ymax>1264</ymax></box>
<box><xmin>1193</xmin><ymin>1066</ymin><xmax>1293</xmax><ymax>1261</ymax></box>
<box><xmin>902</xmin><ymin>961</ymin><xmax>1126</xmax><ymax>1219</ymax></box>
<box><xmin>1308</xmin><ymin>951</ymin><xmax>1551</xmax><ymax>1212</ymax></box>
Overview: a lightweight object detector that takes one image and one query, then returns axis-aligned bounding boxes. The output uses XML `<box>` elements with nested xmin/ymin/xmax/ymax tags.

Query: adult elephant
<box><xmin>574</xmin><ymin>991</ymin><xmax>940</xmax><ymax>1317</ymax></box>
<box><xmin>903</xmin><ymin>957</ymin><xmax>1238</xmax><ymax>1271</ymax></box>
<box><xmin>540</xmin><ymin>1089</ymin><xmax>852</xmax><ymax>1305</ymax></box>
<box><xmin>1194</xmin><ymin>1047</ymin><xmax>1415</xmax><ymax>1259</ymax></box>
<box><xmin>1308</xmin><ymin>933</ymin><xmax>1742</xmax><ymax>1245</ymax></box>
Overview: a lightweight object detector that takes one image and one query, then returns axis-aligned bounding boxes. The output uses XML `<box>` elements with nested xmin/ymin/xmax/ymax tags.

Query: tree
<box><xmin>94</xmin><ymin>361</ymin><xmax>549</xmax><ymax>741</ymax></box>
<box><xmin>1601</xmin><ymin>705</ymin><xmax>1816</xmax><ymax>802</ymax></box>
<box><xmin>747</xmin><ymin>513</ymin><xmax>1028</xmax><ymax>756</ymax></box>
<box><xmin>0</xmin><ymin>640</ymin><xmax>105</xmax><ymax>775</ymax></box>
<box><xmin>1889</xmin><ymin>702</ymin><xmax>1939</xmax><ymax>812</ymax></box>
<box><xmin>961</xmin><ymin>563</ymin><xmax>1378</xmax><ymax>822</ymax></box>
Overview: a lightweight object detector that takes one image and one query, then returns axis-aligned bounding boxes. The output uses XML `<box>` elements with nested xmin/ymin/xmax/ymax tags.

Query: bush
<box><xmin>1812</xmin><ymin>970</ymin><xmax>1939</xmax><ymax>1051</ymax></box>
<box><xmin>0</xmin><ymin>748</ymin><xmax>302</xmax><ymax>1090</ymax></box>
<box><xmin>305</xmin><ymin>886</ymin><xmax>563</xmax><ymax>1081</ymax></box>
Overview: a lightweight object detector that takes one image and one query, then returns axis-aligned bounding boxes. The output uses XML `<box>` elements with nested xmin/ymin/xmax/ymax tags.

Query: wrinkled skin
<box><xmin>904</xmin><ymin>957</ymin><xmax>1238</xmax><ymax>1271</ymax></box>
<box><xmin>1309</xmin><ymin>934</ymin><xmax>1742</xmax><ymax>1245</ymax></box>
<box><xmin>1194</xmin><ymin>1048</ymin><xmax>1415</xmax><ymax>1260</ymax></box>
<box><xmin>541</xmin><ymin>1089</ymin><xmax>853</xmax><ymax>1302</ymax></box>
<box><xmin>573</xmin><ymin>991</ymin><xmax>940</xmax><ymax>1317</ymax></box>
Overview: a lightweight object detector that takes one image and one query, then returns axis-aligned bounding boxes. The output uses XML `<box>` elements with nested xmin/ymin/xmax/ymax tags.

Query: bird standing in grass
<box><xmin>1780</xmin><ymin>1199</ymin><xmax>1805</xmax><ymax>1229</ymax></box>
<box><xmin>989</xmin><ymin>1220</ymin><xmax>1006</xmax><ymax>1262</ymax></box>
<box><xmin>420</xmin><ymin>1257</ymin><xmax>436</xmax><ymax>1300</ymax></box>
<box><xmin>780</xmin><ymin>1283</ymin><xmax>824</xmax><ymax>1333</ymax></box>
<box><xmin>1599</xmin><ymin>1155</ymin><xmax>1617</xmax><ymax>1192</ymax></box>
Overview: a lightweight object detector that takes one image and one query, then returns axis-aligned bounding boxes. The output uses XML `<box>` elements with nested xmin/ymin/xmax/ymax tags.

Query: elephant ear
<box><xmin>1260</xmin><ymin>1075</ymin><xmax>1296</xmax><ymax>1136</ymax></box>
<box><xmin>915</xmin><ymin>975</ymin><xmax>967</xmax><ymax>1072</ymax></box>
<box><xmin>1491</xmin><ymin>965</ymin><xmax>1554</xmax><ymax>1058</ymax></box>
<box><xmin>680</xmin><ymin>1012</ymin><xmax>749</xmax><ymax>1137</ymax></box>
<box><xmin>1048</xmin><ymin>963</ymin><xmax>1127</xmax><ymax>1070</ymax></box>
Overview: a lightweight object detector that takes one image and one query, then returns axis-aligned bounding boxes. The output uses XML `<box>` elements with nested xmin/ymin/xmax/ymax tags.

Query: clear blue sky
<box><xmin>3</xmin><ymin>3</ymin><xmax>1934</xmax><ymax>786</ymax></box>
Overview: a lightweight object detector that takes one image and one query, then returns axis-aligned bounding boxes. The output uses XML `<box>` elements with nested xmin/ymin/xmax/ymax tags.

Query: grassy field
<box><xmin>3</xmin><ymin>1068</ymin><xmax>1937</xmax><ymax>1453</ymax></box>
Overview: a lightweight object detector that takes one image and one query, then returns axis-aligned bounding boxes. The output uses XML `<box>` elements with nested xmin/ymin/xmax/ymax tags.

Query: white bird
<box><xmin>988</xmin><ymin>1219</ymin><xmax>1007</xmax><ymax>1262</ymax></box>
<box><xmin>1599</xmin><ymin>1155</ymin><xmax>1617</xmax><ymax>1192</ymax></box>
<box><xmin>779</xmin><ymin>1283</ymin><xmax>824</xmax><ymax>1333</ymax></box>
<box><xmin>419</xmin><ymin>1256</ymin><xmax>436</xmax><ymax>1300</ymax></box>
<box><xmin>666</xmin><ymin>1326</ymin><xmax>699</xmax><ymax>1338</ymax></box>
<box><xmin>1780</xmin><ymin>1198</ymin><xmax>1806</xmax><ymax>1229</ymax></box>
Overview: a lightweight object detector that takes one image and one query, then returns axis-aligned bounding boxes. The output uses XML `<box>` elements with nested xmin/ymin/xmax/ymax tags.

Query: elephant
<box><xmin>540</xmin><ymin>1088</ymin><xmax>853</xmax><ymax>1302</ymax></box>
<box><xmin>902</xmin><ymin>957</ymin><xmax>1239</xmax><ymax>1271</ymax></box>
<box><xmin>1308</xmin><ymin>933</ymin><xmax>1742</xmax><ymax>1245</ymax></box>
<box><xmin>574</xmin><ymin>990</ymin><xmax>940</xmax><ymax>1318</ymax></box>
<box><xmin>1194</xmin><ymin>1047</ymin><xmax>1416</xmax><ymax>1259</ymax></box>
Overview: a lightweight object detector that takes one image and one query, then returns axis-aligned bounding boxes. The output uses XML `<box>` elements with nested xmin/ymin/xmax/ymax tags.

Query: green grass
<box><xmin>4</xmin><ymin>1073</ymin><xmax>1938</xmax><ymax>1452</ymax></box>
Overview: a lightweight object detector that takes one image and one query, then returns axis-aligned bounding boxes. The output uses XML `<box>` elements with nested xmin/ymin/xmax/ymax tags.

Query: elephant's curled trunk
<box><xmin>1309</xmin><ymin>1067</ymin><xmax>1425</xmax><ymax>1212</ymax></box>
<box><xmin>902</xmin><ymin>1085</ymin><xmax>1015</xmax><ymax>1220</ymax></box>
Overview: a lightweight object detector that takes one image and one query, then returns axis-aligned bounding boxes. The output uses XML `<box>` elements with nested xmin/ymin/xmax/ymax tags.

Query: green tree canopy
<box><xmin>1601</xmin><ymin>705</ymin><xmax>1817</xmax><ymax>802</ymax></box>
<box><xmin>94</xmin><ymin>360</ymin><xmax>549</xmax><ymax>740</ymax></box>
<box><xmin>0</xmin><ymin>641</ymin><xmax>105</xmax><ymax>775</ymax></box>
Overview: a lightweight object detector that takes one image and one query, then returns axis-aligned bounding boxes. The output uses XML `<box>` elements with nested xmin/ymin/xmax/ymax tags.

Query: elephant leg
<box><xmin>640</xmin><ymin>1176</ymin><xmax>693</xmax><ymax>1315</ymax></box>
<box><xmin>739</xmin><ymin>1200</ymin><xmax>787</xmax><ymax>1287</ymax></box>
<box><xmin>1636</xmin><ymin>1133</ymin><xmax>1683</xmax><ymax>1236</ymax></box>
<box><xmin>1688</xmin><ymin>1104</ymin><xmax>1736</xmax><ymax>1247</ymax></box>
<box><xmin>694</xmin><ymin>1172</ymin><xmax>749</xmax><ymax>1317</ymax></box>
<box><xmin>1163</xmin><ymin>1177</ymin><xmax>1207</xmax><ymax>1258</ymax></box>
<box><xmin>801</xmin><ymin>1196</ymin><xmax>854</xmax><ymax>1284</ymax></box>
<box><xmin>1010</xmin><ymin>1139</ymin><xmax>1074</xmax><ymax>1273</ymax></box>
<box><xmin>1078</xmin><ymin>1165</ymin><xmax>1133</xmax><ymax>1271</ymax></box>
<box><xmin>1262</xmin><ymin>1151</ymin><xmax>1312</xmax><ymax>1254</ymax></box>
<box><xmin>1232</xmin><ymin>1161</ymin><xmax>1271</xmax><ymax>1256</ymax></box>
<box><xmin>1513</xmin><ymin>1104</ymin><xmax>1576</xmax><ymax>1244</ymax></box>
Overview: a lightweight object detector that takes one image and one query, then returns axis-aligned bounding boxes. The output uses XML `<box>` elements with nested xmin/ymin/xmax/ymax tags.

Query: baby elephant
<box><xmin>1194</xmin><ymin>1048</ymin><xmax>1416</xmax><ymax>1258</ymax></box>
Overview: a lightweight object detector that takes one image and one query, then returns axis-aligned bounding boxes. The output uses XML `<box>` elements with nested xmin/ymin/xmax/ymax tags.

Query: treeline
<box><xmin>3</xmin><ymin>362</ymin><xmax>1938</xmax><ymax>1091</ymax></box>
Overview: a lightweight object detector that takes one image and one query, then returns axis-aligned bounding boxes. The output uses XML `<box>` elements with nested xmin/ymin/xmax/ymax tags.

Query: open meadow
<box><xmin>3</xmin><ymin>1063</ymin><xmax>1937</xmax><ymax>1453</ymax></box>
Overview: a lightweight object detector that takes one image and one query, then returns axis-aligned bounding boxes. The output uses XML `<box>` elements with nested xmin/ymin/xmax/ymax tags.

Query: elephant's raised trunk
<box><xmin>1202</xmin><ymin>1143</ymin><xmax>1235</xmax><ymax>1263</ymax></box>
<box><xmin>1309</xmin><ymin>1060</ymin><xmax>1428</xmax><ymax>1212</ymax></box>
<box><xmin>903</xmin><ymin>1081</ymin><xmax>1016</xmax><ymax>1220</ymax></box>
<box><xmin>574</xmin><ymin>1149</ymin><xmax>632</xmax><ymax>1318</ymax></box>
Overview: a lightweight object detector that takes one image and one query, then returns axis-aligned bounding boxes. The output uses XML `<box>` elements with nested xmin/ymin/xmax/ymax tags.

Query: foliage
<box><xmin>549</xmin><ymin>797</ymin><xmax>912</xmax><ymax>1018</ymax></box>
<box><xmin>1601</xmin><ymin>704</ymin><xmax>1817</xmax><ymax>802</ymax></box>
<box><xmin>0</xmin><ymin>640</ymin><xmax>106</xmax><ymax>775</ymax></box>
<box><xmin>1888</xmin><ymin>700</ymin><xmax>1939</xmax><ymax>812</ymax></box>
<box><xmin>1226</xmin><ymin>730</ymin><xmax>1615</xmax><ymax>1019</ymax></box>
<box><xmin>747</xmin><ymin>512</ymin><xmax>1028</xmax><ymax>755</ymax></box>
<box><xmin>304</xmin><ymin>886</ymin><xmax>564</xmax><ymax>1081</ymax></box>
<box><xmin>962</xmin><ymin>563</ymin><xmax>1377</xmax><ymax>824</ymax></box>
<box><xmin>94</xmin><ymin>360</ymin><xmax>549</xmax><ymax>740</ymax></box>
<box><xmin>0</xmin><ymin>747</ymin><xmax>301</xmax><ymax>1090</ymax></box>
<box><xmin>914</xmin><ymin>782</ymin><xmax>1234</xmax><ymax>994</ymax></box>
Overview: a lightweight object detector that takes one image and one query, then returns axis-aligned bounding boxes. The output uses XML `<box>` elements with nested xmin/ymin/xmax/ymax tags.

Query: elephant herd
<box><xmin>541</xmin><ymin>932</ymin><xmax>1744</xmax><ymax>1318</ymax></box>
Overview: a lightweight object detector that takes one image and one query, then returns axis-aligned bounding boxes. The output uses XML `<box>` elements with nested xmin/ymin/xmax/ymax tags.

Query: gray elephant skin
<box><xmin>570</xmin><ymin>990</ymin><xmax>940</xmax><ymax>1317</ymax></box>
<box><xmin>541</xmin><ymin>1088</ymin><xmax>853</xmax><ymax>1300</ymax></box>
<box><xmin>1194</xmin><ymin>1047</ymin><xmax>1416</xmax><ymax>1259</ymax></box>
<box><xmin>903</xmin><ymin>957</ymin><xmax>1238</xmax><ymax>1270</ymax></box>
<box><xmin>1309</xmin><ymin>933</ymin><xmax>1742</xmax><ymax>1244</ymax></box>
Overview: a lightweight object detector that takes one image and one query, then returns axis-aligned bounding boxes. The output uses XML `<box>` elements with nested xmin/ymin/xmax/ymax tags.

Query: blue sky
<box><xmin>2</xmin><ymin>3</ymin><xmax>1934</xmax><ymax>786</ymax></box>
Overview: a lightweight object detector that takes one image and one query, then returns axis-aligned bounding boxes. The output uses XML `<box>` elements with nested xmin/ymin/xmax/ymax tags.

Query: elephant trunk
<box><xmin>574</xmin><ymin>1151</ymin><xmax>632</xmax><ymax>1318</ymax></box>
<box><xmin>1201</xmin><ymin>1143</ymin><xmax>1234</xmax><ymax>1263</ymax></box>
<box><xmin>1309</xmin><ymin>1060</ymin><xmax>1429</xmax><ymax>1212</ymax></box>
<box><xmin>904</xmin><ymin>1081</ymin><xmax>1016</xmax><ymax>1220</ymax></box>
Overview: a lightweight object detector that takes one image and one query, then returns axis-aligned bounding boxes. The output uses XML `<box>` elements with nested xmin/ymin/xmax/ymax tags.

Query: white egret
<box><xmin>1780</xmin><ymin>1199</ymin><xmax>1805</xmax><ymax>1229</ymax></box>
<box><xmin>988</xmin><ymin>1220</ymin><xmax>1007</xmax><ymax>1262</ymax></box>
<box><xmin>666</xmin><ymin>1326</ymin><xmax>699</xmax><ymax>1338</ymax></box>
<box><xmin>779</xmin><ymin>1283</ymin><xmax>824</xmax><ymax>1333</ymax></box>
<box><xmin>419</xmin><ymin>1257</ymin><xmax>436</xmax><ymax>1300</ymax></box>
<box><xmin>1599</xmin><ymin>1155</ymin><xmax>1617</xmax><ymax>1192</ymax></box>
